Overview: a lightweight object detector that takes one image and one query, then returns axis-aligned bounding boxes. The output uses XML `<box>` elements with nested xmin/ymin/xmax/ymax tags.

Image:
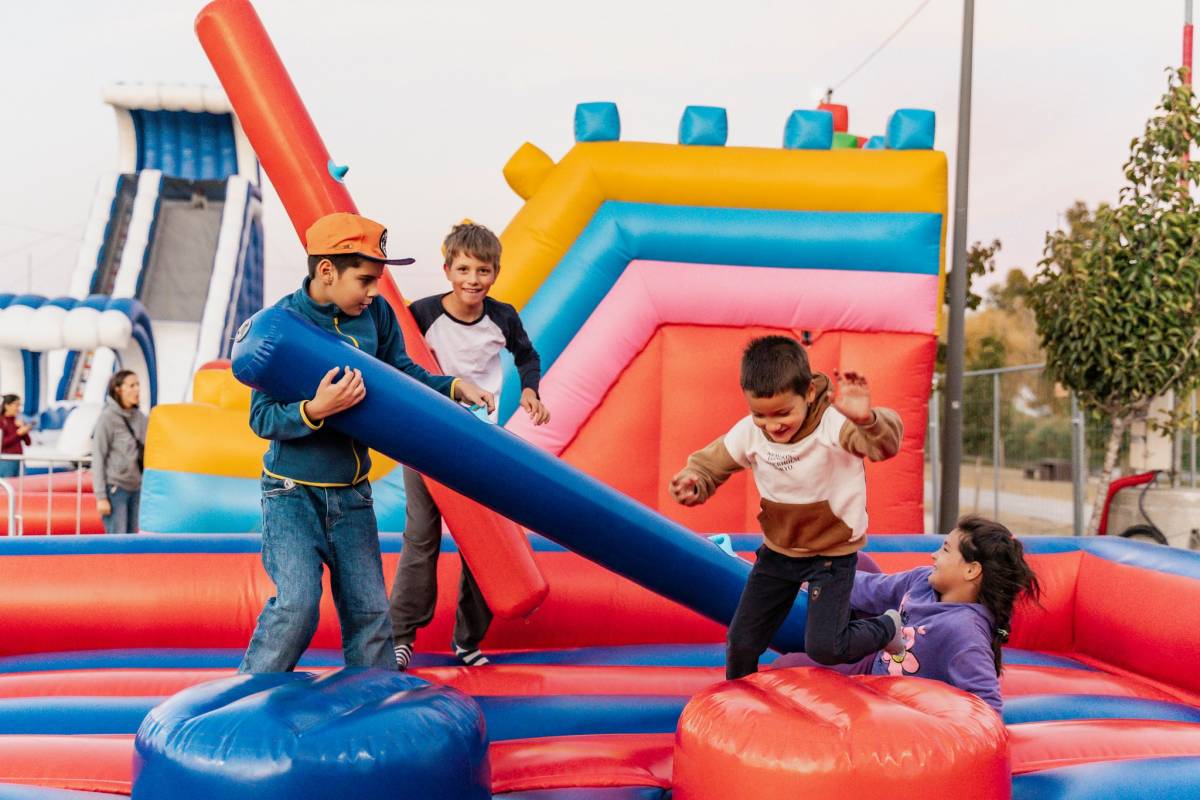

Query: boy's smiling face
<box><xmin>746</xmin><ymin>386</ymin><xmax>816</xmax><ymax>443</ymax></box>
<box><xmin>444</xmin><ymin>252</ymin><xmax>497</xmax><ymax>313</ymax></box>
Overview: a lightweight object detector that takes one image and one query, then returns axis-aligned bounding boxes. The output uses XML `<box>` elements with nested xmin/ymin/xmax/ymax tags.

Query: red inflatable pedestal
<box><xmin>672</xmin><ymin>668</ymin><xmax>1010</xmax><ymax>799</ymax></box>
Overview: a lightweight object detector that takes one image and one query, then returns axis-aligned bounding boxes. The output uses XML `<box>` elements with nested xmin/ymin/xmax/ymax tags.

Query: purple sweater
<box><xmin>852</xmin><ymin>567</ymin><xmax>1002</xmax><ymax>713</ymax></box>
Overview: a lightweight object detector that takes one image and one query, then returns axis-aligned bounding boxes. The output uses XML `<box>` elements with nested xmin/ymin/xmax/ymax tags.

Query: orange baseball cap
<box><xmin>305</xmin><ymin>212</ymin><xmax>415</xmax><ymax>266</ymax></box>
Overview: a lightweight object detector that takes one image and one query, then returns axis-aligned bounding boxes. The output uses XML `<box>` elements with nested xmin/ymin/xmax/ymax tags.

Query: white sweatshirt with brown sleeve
<box><xmin>679</xmin><ymin>374</ymin><xmax>902</xmax><ymax>558</ymax></box>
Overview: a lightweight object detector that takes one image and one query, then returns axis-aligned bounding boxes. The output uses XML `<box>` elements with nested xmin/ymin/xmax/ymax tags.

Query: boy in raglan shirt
<box><xmin>389</xmin><ymin>222</ymin><xmax>549</xmax><ymax>670</ymax></box>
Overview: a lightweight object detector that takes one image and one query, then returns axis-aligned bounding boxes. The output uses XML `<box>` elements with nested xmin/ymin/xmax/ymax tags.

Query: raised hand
<box><xmin>834</xmin><ymin>370</ymin><xmax>874</xmax><ymax>425</ymax></box>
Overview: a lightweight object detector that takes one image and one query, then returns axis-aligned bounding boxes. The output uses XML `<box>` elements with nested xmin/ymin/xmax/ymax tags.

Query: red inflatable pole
<box><xmin>193</xmin><ymin>1</ymin><xmax>351</xmax><ymax>244</ymax></box>
<box><xmin>195</xmin><ymin>0</ymin><xmax>547</xmax><ymax>618</ymax></box>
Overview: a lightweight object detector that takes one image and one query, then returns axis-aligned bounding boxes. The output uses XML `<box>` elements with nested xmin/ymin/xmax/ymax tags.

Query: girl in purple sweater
<box><xmin>774</xmin><ymin>516</ymin><xmax>1041</xmax><ymax>713</ymax></box>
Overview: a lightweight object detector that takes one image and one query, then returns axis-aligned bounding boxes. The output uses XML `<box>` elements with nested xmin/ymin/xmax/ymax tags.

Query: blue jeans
<box><xmin>0</xmin><ymin>459</ymin><xmax>18</xmax><ymax>479</ymax></box>
<box><xmin>240</xmin><ymin>475</ymin><xmax>396</xmax><ymax>672</ymax></box>
<box><xmin>101</xmin><ymin>487</ymin><xmax>140</xmax><ymax>534</ymax></box>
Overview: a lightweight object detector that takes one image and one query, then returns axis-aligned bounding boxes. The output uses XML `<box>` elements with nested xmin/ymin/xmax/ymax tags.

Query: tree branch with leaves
<box><xmin>1028</xmin><ymin>69</ymin><xmax>1200</xmax><ymax>533</ymax></box>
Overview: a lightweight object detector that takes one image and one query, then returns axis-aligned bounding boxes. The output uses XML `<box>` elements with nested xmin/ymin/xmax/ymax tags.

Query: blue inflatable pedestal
<box><xmin>132</xmin><ymin>669</ymin><xmax>489</xmax><ymax>800</ymax></box>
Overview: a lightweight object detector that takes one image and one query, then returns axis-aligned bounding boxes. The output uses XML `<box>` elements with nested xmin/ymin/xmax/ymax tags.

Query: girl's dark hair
<box><xmin>740</xmin><ymin>336</ymin><xmax>813</xmax><ymax>397</ymax></box>
<box><xmin>107</xmin><ymin>370</ymin><xmax>137</xmax><ymax>406</ymax></box>
<box><xmin>956</xmin><ymin>515</ymin><xmax>1042</xmax><ymax>676</ymax></box>
<box><xmin>1</xmin><ymin>394</ymin><xmax>18</xmax><ymax>409</ymax></box>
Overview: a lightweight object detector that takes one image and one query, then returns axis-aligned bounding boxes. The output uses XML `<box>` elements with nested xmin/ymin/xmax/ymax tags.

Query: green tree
<box><xmin>1028</xmin><ymin>69</ymin><xmax>1200</xmax><ymax>533</ymax></box>
<box><xmin>987</xmin><ymin>268</ymin><xmax>1031</xmax><ymax>312</ymax></box>
<box><xmin>944</xmin><ymin>239</ymin><xmax>1001</xmax><ymax>312</ymax></box>
<box><xmin>937</xmin><ymin>239</ymin><xmax>1003</xmax><ymax>371</ymax></box>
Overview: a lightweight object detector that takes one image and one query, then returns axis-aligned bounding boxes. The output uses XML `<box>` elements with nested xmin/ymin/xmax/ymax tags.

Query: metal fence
<box><xmin>0</xmin><ymin>454</ymin><xmax>92</xmax><ymax>536</ymax></box>
<box><xmin>928</xmin><ymin>364</ymin><xmax>1089</xmax><ymax>536</ymax></box>
<box><xmin>929</xmin><ymin>364</ymin><xmax>1200</xmax><ymax>536</ymax></box>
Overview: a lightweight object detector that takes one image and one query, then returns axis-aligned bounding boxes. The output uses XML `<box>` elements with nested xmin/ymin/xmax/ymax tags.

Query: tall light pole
<box><xmin>938</xmin><ymin>0</ymin><xmax>976</xmax><ymax>533</ymax></box>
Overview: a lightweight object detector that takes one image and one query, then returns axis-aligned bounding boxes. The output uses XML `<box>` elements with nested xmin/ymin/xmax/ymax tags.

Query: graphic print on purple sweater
<box><xmin>851</xmin><ymin>566</ymin><xmax>1002</xmax><ymax>713</ymax></box>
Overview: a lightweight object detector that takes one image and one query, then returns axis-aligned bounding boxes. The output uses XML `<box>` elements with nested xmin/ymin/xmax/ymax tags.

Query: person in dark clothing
<box><xmin>0</xmin><ymin>394</ymin><xmax>31</xmax><ymax>478</ymax></box>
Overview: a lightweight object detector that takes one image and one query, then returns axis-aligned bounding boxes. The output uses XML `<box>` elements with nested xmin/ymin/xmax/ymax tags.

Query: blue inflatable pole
<box><xmin>232</xmin><ymin>307</ymin><xmax>808</xmax><ymax>651</ymax></box>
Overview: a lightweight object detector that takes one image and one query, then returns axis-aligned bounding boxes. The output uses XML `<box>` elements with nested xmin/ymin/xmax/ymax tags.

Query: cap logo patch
<box><xmin>235</xmin><ymin>318</ymin><xmax>252</xmax><ymax>342</ymax></box>
<box><xmin>379</xmin><ymin>229</ymin><xmax>388</xmax><ymax>256</ymax></box>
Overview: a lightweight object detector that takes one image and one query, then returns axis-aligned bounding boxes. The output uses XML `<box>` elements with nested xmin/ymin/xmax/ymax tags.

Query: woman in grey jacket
<box><xmin>92</xmin><ymin>370</ymin><xmax>147</xmax><ymax>534</ymax></box>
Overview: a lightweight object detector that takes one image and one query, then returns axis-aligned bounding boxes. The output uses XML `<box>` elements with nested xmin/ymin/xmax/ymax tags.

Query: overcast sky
<box><xmin>0</xmin><ymin>1</ymin><xmax>1187</xmax><ymax>305</ymax></box>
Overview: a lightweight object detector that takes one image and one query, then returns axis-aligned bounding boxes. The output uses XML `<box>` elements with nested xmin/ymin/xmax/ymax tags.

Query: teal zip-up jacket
<box><xmin>250</xmin><ymin>279</ymin><xmax>456</xmax><ymax>486</ymax></box>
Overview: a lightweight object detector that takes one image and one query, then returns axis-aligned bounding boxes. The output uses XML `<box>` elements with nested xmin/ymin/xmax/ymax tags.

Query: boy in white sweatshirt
<box><xmin>670</xmin><ymin>335</ymin><xmax>907</xmax><ymax>679</ymax></box>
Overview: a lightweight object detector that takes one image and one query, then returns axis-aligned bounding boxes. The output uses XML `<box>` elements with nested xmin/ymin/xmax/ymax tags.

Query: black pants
<box><xmin>726</xmin><ymin>546</ymin><xmax>893</xmax><ymax>680</ymax></box>
<box><xmin>388</xmin><ymin>468</ymin><xmax>493</xmax><ymax>650</ymax></box>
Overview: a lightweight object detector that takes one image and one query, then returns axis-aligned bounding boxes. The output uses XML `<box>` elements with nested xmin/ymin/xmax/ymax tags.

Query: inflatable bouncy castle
<box><xmin>5</xmin><ymin>83</ymin><xmax>262</xmax><ymax>426</ymax></box>
<box><xmin>2</xmin><ymin>536</ymin><xmax>1200</xmax><ymax>798</ymax></box>
<box><xmin>138</xmin><ymin>361</ymin><xmax>410</xmax><ymax>533</ymax></box>
<box><xmin>0</xmin><ymin>83</ymin><xmax>264</xmax><ymax>535</ymax></box>
<box><xmin>138</xmin><ymin>78</ymin><xmax>941</xmax><ymax>538</ymax></box>
<box><xmin>494</xmin><ymin>101</ymin><xmax>941</xmax><ymax>535</ymax></box>
<box><xmin>1</xmin><ymin>1</ymin><xmax>1200</xmax><ymax>798</ymax></box>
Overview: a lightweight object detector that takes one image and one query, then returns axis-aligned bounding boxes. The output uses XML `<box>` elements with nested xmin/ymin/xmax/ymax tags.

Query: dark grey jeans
<box><xmin>388</xmin><ymin>468</ymin><xmax>493</xmax><ymax>651</ymax></box>
<box><xmin>726</xmin><ymin>545</ymin><xmax>894</xmax><ymax>680</ymax></box>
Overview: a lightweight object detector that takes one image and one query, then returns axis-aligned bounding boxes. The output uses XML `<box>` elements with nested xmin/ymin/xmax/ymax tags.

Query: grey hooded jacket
<box><xmin>92</xmin><ymin>399</ymin><xmax>147</xmax><ymax>501</ymax></box>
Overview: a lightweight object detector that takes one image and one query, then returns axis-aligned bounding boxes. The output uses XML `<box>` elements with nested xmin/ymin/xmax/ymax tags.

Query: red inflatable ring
<box><xmin>673</xmin><ymin>668</ymin><xmax>1009</xmax><ymax>799</ymax></box>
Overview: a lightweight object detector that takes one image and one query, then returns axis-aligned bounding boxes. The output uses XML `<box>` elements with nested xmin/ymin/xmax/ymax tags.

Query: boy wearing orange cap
<box><xmin>239</xmin><ymin>212</ymin><xmax>493</xmax><ymax>673</ymax></box>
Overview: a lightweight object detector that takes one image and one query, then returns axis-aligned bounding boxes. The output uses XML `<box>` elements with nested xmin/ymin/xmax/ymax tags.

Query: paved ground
<box><xmin>923</xmin><ymin>470</ymin><xmax>1087</xmax><ymax>535</ymax></box>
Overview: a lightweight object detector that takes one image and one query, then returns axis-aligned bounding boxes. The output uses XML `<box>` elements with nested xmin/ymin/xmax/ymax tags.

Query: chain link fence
<box><xmin>925</xmin><ymin>364</ymin><xmax>1153</xmax><ymax>536</ymax></box>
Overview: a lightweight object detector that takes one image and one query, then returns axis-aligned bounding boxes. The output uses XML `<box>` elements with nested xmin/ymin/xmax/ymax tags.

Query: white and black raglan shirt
<box><xmin>410</xmin><ymin>294</ymin><xmax>541</xmax><ymax>420</ymax></box>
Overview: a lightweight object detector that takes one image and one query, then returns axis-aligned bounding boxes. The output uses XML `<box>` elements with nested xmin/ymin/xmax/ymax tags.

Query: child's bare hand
<box><xmin>306</xmin><ymin>366</ymin><xmax>366</xmax><ymax>420</ymax></box>
<box><xmin>670</xmin><ymin>470</ymin><xmax>704</xmax><ymax>506</ymax></box>
<box><xmin>834</xmin><ymin>370</ymin><xmax>875</xmax><ymax>425</ymax></box>
<box><xmin>520</xmin><ymin>388</ymin><xmax>551</xmax><ymax>426</ymax></box>
<box><xmin>456</xmin><ymin>380</ymin><xmax>495</xmax><ymax>414</ymax></box>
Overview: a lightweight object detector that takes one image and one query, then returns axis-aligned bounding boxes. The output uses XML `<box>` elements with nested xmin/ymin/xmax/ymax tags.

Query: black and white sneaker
<box><xmin>453</xmin><ymin>643</ymin><xmax>490</xmax><ymax>667</ymax></box>
<box><xmin>394</xmin><ymin>643</ymin><xmax>413</xmax><ymax>671</ymax></box>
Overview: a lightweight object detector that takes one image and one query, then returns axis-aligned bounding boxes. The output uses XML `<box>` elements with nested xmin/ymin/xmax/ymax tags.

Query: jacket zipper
<box><xmin>332</xmin><ymin>316</ymin><xmax>360</xmax><ymax>348</ymax></box>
